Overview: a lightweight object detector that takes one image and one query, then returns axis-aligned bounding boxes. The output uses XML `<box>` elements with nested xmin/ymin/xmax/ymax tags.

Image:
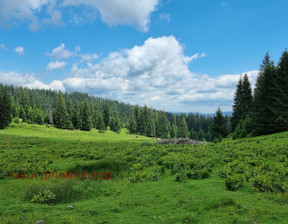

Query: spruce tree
<box><xmin>97</xmin><ymin>115</ymin><xmax>106</xmax><ymax>133</ymax></box>
<box><xmin>0</xmin><ymin>86</ymin><xmax>12</xmax><ymax>129</ymax></box>
<box><xmin>211</xmin><ymin>107</ymin><xmax>227</xmax><ymax>139</ymax></box>
<box><xmin>271</xmin><ymin>50</ymin><xmax>288</xmax><ymax>132</ymax></box>
<box><xmin>156</xmin><ymin>111</ymin><xmax>170</xmax><ymax>138</ymax></box>
<box><xmin>231</xmin><ymin>77</ymin><xmax>243</xmax><ymax>131</ymax></box>
<box><xmin>80</xmin><ymin>99</ymin><xmax>92</xmax><ymax>131</ymax></box>
<box><xmin>103</xmin><ymin>103</ymin><xmax>110</xmax><ymax>129</ymax></box>
<box><xmin>20</xmin><ymin>89</ymin><xmax>30</xmax><ymax>117</ymax></box>
<box><xmin>91</xmin><ymin>101</ymin><xmax>99</xmax><ymax>128</ymax></box>
<box><xmin>252</xmin><ymin>53</ymin><xmax>276</xmax><ymax>135</ymax></box>
<box><xmin>128</xmin><ymin>117</ymin><xmax>137</xmax><ymax>134</ymax></box>
<box><xmin>177</xmin><ymin>113</ymin><xmax>189</xmax><ymax>138</ymax></box>
<box><xmin>146</xmin><ymin>118</ymin><xmax>156</xmax><ymax>137</ymax></box>
<box><xmin>55</xmin><ymin>93</ymin><xmax>69</xmax><ymax>129</ymax></box>
<box><xmin>133</xmin><ymin>105</ymin><xmax>141</xmax><ymax>134</ymax></box>
<box><xmin>170</xmin><ymin>114</ymin><xmax>178</xmax><ymax>138</ymax></box>
<box><xmin>231</xmin><ymin>74</ymin><xmax>253</xmax><ymax>132</ymax></box>
<box><xmin>72</xmin><ymin>104</ymin><xmax>80</xmax><ymax>129</ymax></box>
<box><xmin>198</xmin><ymin>129</ymin><xmax>206</xmax><ymax>141</ymax></box>
<box><xmin>242</xmin><ymin>74</ymin><xmax>253</xmax><ymax>114</ymax></box>
<box><xmin>190</xmin><ymin>128</ymin><xmax>198</xmax><ymax>140</ymax></box>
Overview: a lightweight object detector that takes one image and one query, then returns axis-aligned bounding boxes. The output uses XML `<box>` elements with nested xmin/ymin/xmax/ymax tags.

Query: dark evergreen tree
<box><xmin>177</xmin><ymin>113</ymin><xmax>189</xmax><ymax>138</ymax></box>
<box><xmin>211</xmin><ymin>107</ymin><xmax>227</xmax><ymax>139</ymax></box>
<box><xmin>198</xmin><ymin>129</ymin><xmax>205</xmax><ymax>141</ymax></box>
<box><xmin>20</xmin><ymin>89</ymin><xmax>30</xmax><ymax>117</ymax></box>
<box><xmin>72</xmin><ymin>104</ymin><xmax>80</xmax><ymax>129</ymax></box>
<box><xmin>91</xmin><ymin>101</ymin><xmax>99</xmax><ymax>128</ymax></box>
<box><xmin>271</xmin><ymin>50</ymin><xmax>288</xmax><ymax>132</ymax></box>
<box><xmin>0</xmin><ymin>86</ymin><xmax>12</xmax><ymax>129</ymax></box>
<box><xmin>97</xmin><ymin>115</ymin><xmax>106</xmax><ymax>133</ymax></box>
<box><xmin>110</xmin><ymin>111</ymin><xmax>121</xmax><ymax>133</ymax></box>
<box><xmin>127</xmin><ymin>117</ymin><xmax>137</xmax><ymax>134</ymax></box>
<box><xmin>103</xmin><ymin>103</ymin><xmax>110</xmax><ymax>129</ymax></box>
<box><xmin>170</xmin><ymin>114</ymin><xmax>178</xmax><ymax>138</ymax></box>
<box><xmin>231</xmin><ymin>74</ymin><xmax>253</xmax><ymax>132</ymax></box>
<box><xmin>190</xmin><ymin>128</ymin><xmax>198</xmax><ymax>140</ymax></box>
<box><xmin>55</xmin><ymin>93</ymin><xmax>69</xmax><ymax>129</ymax></box>
<box><xmin>80</xmin><ymin>99</ymin><xmax>92</xmax><ymax>131</ymax></box>
<box><xmin>133</xmin><ymin>105</ymin><xmax>141</xmax><ymax>134</ymax></box>
<box><xmin>156</xmin><ymin>111</ymin><xmax>170</xmax><ymax>138</ymax></box>
<box><xmin>146</xmin><ymin>118</ymin><xmax>156</xmax><ymax>137</ymax></box>
<box><xmin>252</xmin><ymin>53</ymin><xmax>276</xmax><ymax>135</ymax></box>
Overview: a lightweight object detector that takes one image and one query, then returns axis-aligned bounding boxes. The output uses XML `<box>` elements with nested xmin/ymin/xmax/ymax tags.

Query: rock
<box><xmin>66</xmin><ymin>205</ymin><xmax>74</xmax><ymax>210</ymax></box>
<box><xmin>36</xmin><ymin>220</ymin><xmax>45</xmax><ymax>224</ymax></box>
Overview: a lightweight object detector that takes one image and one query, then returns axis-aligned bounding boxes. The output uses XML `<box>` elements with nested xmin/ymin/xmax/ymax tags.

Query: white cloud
<box><xmin>80</xmin><ymin>54</ymin><xmax>99</xmax><ymax>62</ymax></box>
<box><xmin>0</xmin><ymin>0</ymin><xmax>159</xmax><ymax>31</ymax></box>
<box><xmin>59</xmin><ymin>36</ymin><xmax>258</xmax><ymax>112</ymax></box>
<box><xmin>14</xmin><ymin>46</ymin><xmax>24</xmax><ymax>55</ymax></box>
<box><xmin>159</xmin><ymin>13</ymin><xmax>170</xmax><ymax>23</ymax></box>
<box><xmin>0</xmin><ymin>71</ymin><xmax>65</xmax><ymax>92</ymax></box>
<box><xmin>47</xmin><ymin>60</ymin><xmax>67</xmax><ymax>70</ymax></box>
<box><xmin>0</xmin><ymin>44</ymin><xmax>6</xmax><ymax>50</ymax></box>
<box><xmin>0</xmin><ymin>36</ymin><xmax>259</xmax><ymax>113</ymax></box>
<box><xmin>47</xmin><ymin>43</ymin><xmax>74</xmax><ymax>59</ymax></box>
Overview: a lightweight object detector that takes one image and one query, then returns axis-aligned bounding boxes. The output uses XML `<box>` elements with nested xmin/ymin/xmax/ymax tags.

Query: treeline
<box><xmin>0</xmin><ymin>84</ymin><xmax>219</xmax><ymax>140</ymax></box>
<box><xmin>126</xmin><ymin>105</ymin><xmax>230</xmax><ymax>141</ymax></box>
<box><xmin>231</xmin><ymin>50</ymin><xmax>288</xmax><ymax>138</ymax></box>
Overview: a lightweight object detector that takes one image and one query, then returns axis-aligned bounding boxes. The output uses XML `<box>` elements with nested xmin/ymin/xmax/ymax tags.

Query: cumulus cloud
<box><xmin>0</xmin><ymin>0</ymin><xmax>159</xmax><ymax>31</ymax></box>
<box><xmin>0</xmin><ymin>71</ymin><xmax>65</xmax><ymax>92</ymax></box>
<box><xmin>58</xmin><ymin>35</ymin><xmax>255</xmax><ymax>112</ymax></box>
<box><xmin>46</xmin><ymin>43</ymin><xmax>74</xmax><ymax>59</ymax></box>
<box><xmin>47</xmin><ymin>60</ymin><xmax>67</xmax><ymax>70</ymax></box>
<box><xmin>0</xmin><ymin>36</ymin><xmax>259</xmax><ymax>112</ymax></box>
<box><xmin>14</xmin><ymin>46</ymin><xmax>25</xmax><ymax>55</ymax></box>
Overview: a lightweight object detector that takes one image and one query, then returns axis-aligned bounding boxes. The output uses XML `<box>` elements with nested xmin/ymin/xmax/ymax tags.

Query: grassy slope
<box><xmin>0</xmin><ymin>124</ymin><xmax>288</xmax><ymax>224</ymax></box>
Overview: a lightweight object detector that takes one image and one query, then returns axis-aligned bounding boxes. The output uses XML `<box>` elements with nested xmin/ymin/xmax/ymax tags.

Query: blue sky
<box><xmin>0</xmin><ymin>0</ymin><xmax>288</xmax><ymax>113</ymax></box>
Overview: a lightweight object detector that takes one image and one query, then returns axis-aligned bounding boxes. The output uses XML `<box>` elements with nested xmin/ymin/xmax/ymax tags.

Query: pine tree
<box><xmin>133</xmin><ymin>105</ymin><xmax>141</xmax><ymax>134</ymax></box>
<box><xmin>91</xmin><ymin>101</ymin><xmax>99</xmax><ymax>128</ymax></box>
<box><xmin>198</xmin><ymin>129</ymin><xmax>205</xmax><ymax>141</ymax></box>
<box><xmin>127</xmin><ymin>117</ymin><xmax>137</xmax><ymax>134</ymax></box>
<box><xmin>0</xmin><ymin>86</ymin><xmax>12</xmax><ymax>129</ymax></box>
<box><xmin>170</xmin><ymin>114</ymin><xmax>178</xmax><ymax>138</ymax></box>
<box><xmin>190</xmin><ymin>128</ymin><xmax>198</xmax><ymax>140</ymax></box>
<box><xmin>80</xmin><ymin>99</ymin><xmax>92</xmax><ymax>131</ymax></box>
<box><xmin>242</xmin><ymin>74</ymin><xmax>253</xmax><ymax>114</ymax></box>
<box><xmin>20</xmin><ymin>89</ymin><xmax>30</xmax><ymax>117</ymax></box>
<box><xmin>252</xmin><ymin>53</ymin><xmax>276</xmax><ymax>135</ymax></box>
<box><xmin>55</xmin><ymin>93</ymin><xmax>69</xmax><ymax>129</ymax></box>
<box><xmin>103</xmin><ymin>103</ymin><xmax>110</xmax><ymax>129</ymax></box>
<box><xmin>271</xmin><ymin>50</ymin><xmax>288</xmax><ymax>132</ymax></box>
<box><xmin>139</xmin><ymin>105</ymin><xmax>149</xmax><ymax>135</ymax></box>
<box><xmin>231</xmin><ymin>77</ymin><xmax>243</xmax><ymax>131</ymax></box>
<box><xmin>97</xmin><ymin>115</ymin><xmax>106</xmax><ymax>133</ymax></box>
<box><xmin>211</xmin><ymin>107</ymin><xmax>227</xmax><ymax>139</ymax></box>
<box><xmin>177</xmin><ymin>113</ymin><xmax>189</xmax><ymax>138</ymax></box>
<box><xmin>72</xmin><ymin>104</ymin><xmax>80</xmax><ymax>129</ymax></box>
<box><xmin>231</xmin><ymin>74</ymin><xmax>253</xmax><ymax>132</ymax></box>
<box><xmin>146</xmin><ymin>118</ymin><xmax>156</xmax><ymax>137</ymax></box>
<box><xmin>156</xmin><ymin>111</ymin><xmax>170</xmax><ymax>138</ymax></box>
<box><xmin>110</xmin><ymin>111</ymin><xmax>121</xmax><ymax>133</ymax></box>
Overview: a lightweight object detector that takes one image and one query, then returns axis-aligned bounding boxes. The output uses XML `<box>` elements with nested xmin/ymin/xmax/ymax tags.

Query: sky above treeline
<box><xmin>0</xmin><ymin>0</ymin><xmax>288</xmax><ymax>113</ymax></box>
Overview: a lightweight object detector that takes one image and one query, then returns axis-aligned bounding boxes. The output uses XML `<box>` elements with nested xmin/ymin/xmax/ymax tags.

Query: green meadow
<box><xmin>0</xmin><ymin>123</ymin><xmax>288</xmax><ymax>224</ymax></box>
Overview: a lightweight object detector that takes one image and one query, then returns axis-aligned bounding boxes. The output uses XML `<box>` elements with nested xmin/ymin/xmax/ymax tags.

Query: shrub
<box><xmin>225</xmin><ymin>174</ymin><xmax>245</xmax><ymax>191</ymax></box>
<box><xmin>31</xmin><ymin>190</ymin><xmax>56</xmax><ymax>205</ymax></box>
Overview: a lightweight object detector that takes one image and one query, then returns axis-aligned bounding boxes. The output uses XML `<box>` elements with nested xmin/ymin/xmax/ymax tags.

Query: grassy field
<box><xmin>0</xmin><ymin>123</ymin><xmax>288</xmax><ymax>223</ymax></box>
